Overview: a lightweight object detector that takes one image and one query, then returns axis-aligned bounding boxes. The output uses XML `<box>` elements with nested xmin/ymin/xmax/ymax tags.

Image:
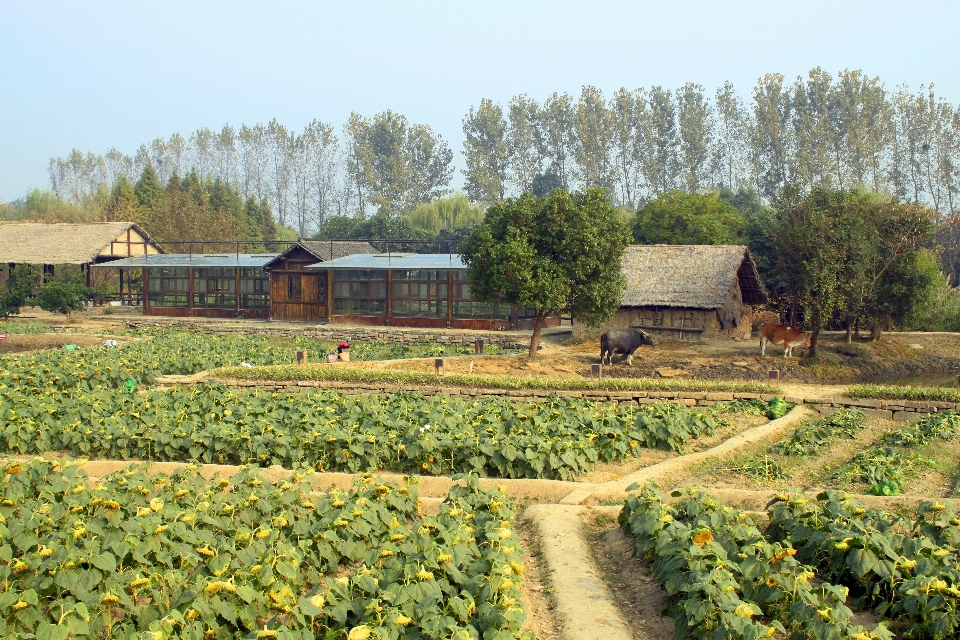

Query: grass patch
<box><xmin>214</xmin><ymin>363</ymin><xmax>776</xmax><ymax>394</ymax></box>
<box><xmin>848</xmin><ymin>383</ymin><xmax>960</xmax><ymax>402</ymax></box>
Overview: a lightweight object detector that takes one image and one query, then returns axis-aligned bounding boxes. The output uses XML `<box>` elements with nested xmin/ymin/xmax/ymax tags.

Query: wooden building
<box><xmin>262</xmin><ymin>240</ymin><xmax>375</xmax><ymax>322</ymax></box>
<box><xmin>305</xmin><ymin>253</ymin><xmax>557</xmax><ymax>330</ymax></box>
<box><xmin>93</xmin><ymin>253</ymin><xmax>275</xmax><ymax>319</ymax></box>
<box><xmin>0</xmin><ymin>222</ymin><xmax>163</xmax><ymax>300</ymax></box>
<box><xmin>574</xmin><ymin>245</ymin><xmax>767</xmax><ymax>341</ymax></box>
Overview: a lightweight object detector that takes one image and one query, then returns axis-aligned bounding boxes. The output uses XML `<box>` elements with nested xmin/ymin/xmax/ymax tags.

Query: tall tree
<box><xmin>266</xmin><ymin>119</ymin><xmax>292</xmax><ymax>228</ymax></box>
<box><xmin>134</xmin><ymin>165</ymin><xmax>164</xmax><ymax>209</ymax></box>
<box><xmin>572</xmin><ymin>86</ymin><xmax>614</xmax><ymax>192</ymax></box>
<box><xmin>461</xmin><ymin>98</ymin><xmax>510</xmax><ymax>205</ymax></box>
<box><xmin>459</xmin><ymin>188</ymin><xmax>631</xmax><ymax>356</ymax></box>
<box><xmin>506</xmin><ymin>95</ymin><xmax>546</xmax><ymax>193</ymax></box>
<box><xmin>750</xmin><ymin>74</ymin><xmax>792</xmax><ymax>200</ymax></box>
<box><xmin>541</xmin><ymin>92</ymin><xmax>576</xmax><ymax>190</ymax></box>
<box><xmin>714</xmin><ymin>82</ymin><xmax>750</xmax><ymax>190</ymax></box>
<box><xmin>640</xmin><ymin>86</ymin><xmax>680</xmax><ymax>196</ymax></box>
<box><xmin>609</xmin><ymin>88</ymin><xmax>642</xmax><ymax>209</ymax></box>
<box><xmin>677</xmin><ymin>82</ymin><xmax>714</xmax><ymax>191</ymax></box>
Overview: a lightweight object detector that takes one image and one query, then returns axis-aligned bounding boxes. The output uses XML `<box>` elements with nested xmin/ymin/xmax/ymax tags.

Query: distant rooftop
<box><xmin>306</xmin><ymin>253</ymin><xmax>467</xmax><ymax>270</ymax></box>
<box><xmin>91</xmin><ymin>253</ymin><xmax>278</xmax><ymax>269</ymax></box>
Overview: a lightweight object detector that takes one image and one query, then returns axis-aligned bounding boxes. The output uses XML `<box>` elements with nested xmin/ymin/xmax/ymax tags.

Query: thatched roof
<box><xmin>0</xmin><ymin>222</ymin><xmax>163</xmax><ymax>265</ymax></box>
<box><xmin>262</xmin><ymin>240</ymin><xmax>377</xmax><ymax>269</ymax></box>
<box><xmin>621</xmin><ymin>245</ymin><xmax>767</xmax><ymax>309</ymax></box>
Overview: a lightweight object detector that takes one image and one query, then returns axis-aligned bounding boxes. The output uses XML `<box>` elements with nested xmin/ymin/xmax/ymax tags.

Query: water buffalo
<box><xmin>600</xmin><ymin>328</ymin><xmax>655</xmax><ymax>365</ymax></box>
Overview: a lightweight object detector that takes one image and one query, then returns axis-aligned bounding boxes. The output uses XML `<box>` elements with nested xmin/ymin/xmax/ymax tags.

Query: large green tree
<box><xmin>632</xmin><ymin>191</ymin><xmax>745</xmax><ymax>245</ymax></box>
<box><xmin>459</xmin><ymin>188</ymin><xmax>630</xmax><ymax>356</ymax></box>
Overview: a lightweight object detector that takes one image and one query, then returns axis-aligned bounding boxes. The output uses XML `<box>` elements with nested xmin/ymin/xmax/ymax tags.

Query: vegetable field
<box><xmin>1</xmin><ymin>459</ymin><xmax>533</xmax><ymax>640</ymax></box>
<box><xmin>620</xmin><ymin>484</ymin><xmax>960</xmax><ymax>639</ymax></box>
<box><xmin>0</xmin><ymin>334</ymin><xmax>728</xmax><ymax>480</ymax></box>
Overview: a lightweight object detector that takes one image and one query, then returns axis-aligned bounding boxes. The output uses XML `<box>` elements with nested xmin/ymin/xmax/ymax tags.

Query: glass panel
<box><xmin>371</xmin><ymin>282</ymin><xmax>386</xmax><ymax>298</ymax></box>
<box><xmin>334</xmin><ymin>282</ymin><xmax>349</xmax><ymax>297</ymax></box>
<box><xmin>392</xmin><ymin>282</ymin><xmax>408</xmax><ymax>298</ymax></box>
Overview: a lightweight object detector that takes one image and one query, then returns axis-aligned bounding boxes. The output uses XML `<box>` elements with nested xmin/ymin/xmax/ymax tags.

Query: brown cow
<box><xmin>758</xmin><ymin>323</ymin><xmax>811</xmax><ymax>358</ymax></box>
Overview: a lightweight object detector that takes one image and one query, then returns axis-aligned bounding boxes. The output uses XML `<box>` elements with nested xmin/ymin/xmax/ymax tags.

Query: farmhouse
<box><xmin>576</xmin><ymin>244</ymin><xmax>767</xmax><ymax>341</ymax></box>
<box><xmin>304</xmin><ymin>253</ymin><xmax>559</xmax><ymax>330</ymax></box>
<box><xmin>91</xmin><ymin>240</ymin><xmax>374</xmax><ymax>320</ymax></box>
<box><xmin>261</xmin><ymin>240</ymin><xmax>376</xmax><ymax>321</ymax></box>
<box><xmin>0</xmin><ymin>222</ymin><xmax>163</xmax><ymax>301</ymax></box>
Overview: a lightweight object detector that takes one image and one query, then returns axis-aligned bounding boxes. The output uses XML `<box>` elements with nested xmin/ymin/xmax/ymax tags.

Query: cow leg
<box><xmin>760</xmin><ymin>337</ymin><xmax>766</xmax><ymax>356</ymax></box>
<box><xmin>626</xmin><ymin>350</ymin><xmax>634</xmax><ymax>366</ymax></box>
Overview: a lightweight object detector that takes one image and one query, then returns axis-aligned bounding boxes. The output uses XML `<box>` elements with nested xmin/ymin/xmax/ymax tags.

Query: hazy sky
<box><xmin>1</xmin><ymin>0</ymin><xmax>958</xmax><ymax>202</ymax></box>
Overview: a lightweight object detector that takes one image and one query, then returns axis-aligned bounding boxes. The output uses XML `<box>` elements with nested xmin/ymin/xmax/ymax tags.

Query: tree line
<box><xmin>42</xmin><ymin>68</ymin><xmax>960</xmax><ymax>238</ymax></box>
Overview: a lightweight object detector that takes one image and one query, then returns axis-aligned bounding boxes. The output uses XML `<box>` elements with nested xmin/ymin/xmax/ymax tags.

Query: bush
<box><xmin>35</xmin><ymin>275</ymin><xmax>103</xmax><ymax>316</ymax></box>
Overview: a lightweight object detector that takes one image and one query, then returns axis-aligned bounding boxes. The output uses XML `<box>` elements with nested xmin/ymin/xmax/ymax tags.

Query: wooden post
<box><xmin>435</xmin><ymin>358</ymin><xmax>445</xmax><ymax>375</ymax></box>
<box><xmin>446</xmin><ymin>270</ymin><xmax>453</xmax><ymax>327</ymax></box>
<box><xmin>187</xmin><ymin>267</ymin><xmax>194</xmax><ymax>316</ymax></box>
<box><xmin>235</xmin><ymin>267</ymin><xmax>241</xmax><ymax>317</ymax></box>
<box><xmin>592</xmin><ymin>363</ymin><xmax>602</xmax><ymax>379</ymax></box>
<box><xmin>326</xmin><ymin>269</ymin><xmax>334</xmax><ymax>321</ymax></box>
<box><xmin>475</xmin><ymin>338</ymin><xmax>484</xmax><ymax>354</ymax></box>
<box><xmin>385</xmin><ymin>269</ymin><xmax>392</xmax><ymax>326</ymax></box>
<box><xmin>142</xmin><ymin>267</ymin><xmax>149</xmax><ymax>312</ymax></box>
<box><xmin>296</xmin><ymin>351</ymin><xmax>308</xmax><ymax>365</ymax></box>
<box><xmin>768</xmin><ymin>369</ymin><xmax>780</xmax><ymax>383</ymax></box>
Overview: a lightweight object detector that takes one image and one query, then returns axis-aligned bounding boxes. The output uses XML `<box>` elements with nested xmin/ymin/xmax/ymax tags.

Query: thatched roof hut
<box><xmin>621</xmin><ymin>244</ymin><xmax>766</xmax><ymax>308</ymax></box>
<box><xmin>578</xmin><ymin>244</ymin><xmax>767</xmax><ymax>341</ymax></box>
<box><xmin>0</xmin><ymin>222</ymin><xmax>163</xmax><ymax>265</ymax></box>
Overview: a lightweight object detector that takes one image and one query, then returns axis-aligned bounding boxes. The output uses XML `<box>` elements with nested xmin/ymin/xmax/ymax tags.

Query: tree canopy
<box><xmin>459</xmin><ymin>188</ymin><xmax>630</xmax><ymax>355</ymax></box>
<box><xmin>632</xmin><ymin>191</ymin><xmax>746</xmax><ymax>245</ymax></box>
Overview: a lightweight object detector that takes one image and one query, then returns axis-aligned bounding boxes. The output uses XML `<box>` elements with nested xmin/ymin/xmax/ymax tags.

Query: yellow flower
<box><xmin>395</xmin><ymin>613</ymin><xmax>412</xmax><ymax>625</ymax></box>
<box><xmin>308</xmin><ymin>594</ymin><xmax>325</xmax><ymax>609</ymax></box>
<box><xmin>733</xmin><ymin>604</ymin><xmax>755</xmax><ymax>618</ymax></box>
<box><xmin>437</xmin><ymin>553</ymin><xmax>453</xmax><ymax>563</ymax></box>
<box><xmin>150</xmin><ymin>499</ymin><xmax>164</xmax><ymax>512</ymax></box>
<box><xmin>12</xmin><ymin>600</ymin><xmax>28</xmax><ymax>611</ymax></box>
<box><xmin>102</xmin><ymin>594</ymin><xmax>120</xmax><ymax>605</ymax></box>
<box><xmin>203</xmin><ymin>581</ymin><xmax>236</xmax><ymax>596</ymax></box>
<box><xmin>256</xmin><ymin>528</ymin><xmax>272</xmax><ymax>539</ymax></box>
<box><xmin>130</xmin><ymin>577</ymin><xmax>151</xmax><ymax>589</ymax></box>
<box><xmin>37</xmin><ymin>545</ymin><xmax>53</xmax><ymax>559</ymax></box>
<box><xmin>692</xmin><ymin>530</ymin><xmax>714</xmax><ymax>547</ymax></box>
<box><xmin>196</xmin><ymin>545</ymin><xmax>217</xmax><ymax>557</ymax></box>
<box><xmin>416</xmin><ymin>568</ymin><xmax>434</xmax><ymax>581</ymax></box>
<box><xmin>348</xmin><ymin>625</ymin><xmax>371</xmax><ymax>640</ymax></box>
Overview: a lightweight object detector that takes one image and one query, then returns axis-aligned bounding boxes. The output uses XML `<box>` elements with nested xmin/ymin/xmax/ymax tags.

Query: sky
<box><xmin>1</xmin><ymin>0</ymin><xmax>958</xmax><ymax>202</ymax></box>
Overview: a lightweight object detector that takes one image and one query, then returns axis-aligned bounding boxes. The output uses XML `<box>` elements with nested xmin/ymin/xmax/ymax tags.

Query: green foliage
<box><xmin>0</xmin><ymin>333</ymin><xmax>727</xmax><ymax>480</ymax></box>
<box><xmin>766</xmin><ymin>397</ymin><xmax>788</xmax><ymax>419</ymax></box>
<box><xmin>0</xmin><ymin>265</ymin><xmax>40</xmax><ymax>318</ymax></box>
<box><xmin>403</xmin><ymin>193</ymin><xmax>483</xmax><ymax>233</ymax></box>
<box><xmin>460</xmin><ymin>188</ymin><xmax>631</xmax><ymax>353</ymax></box>
<box><xmin>770</xmin><ymin>408</ymin><xmax>867</xmax><ymax>457</ymax></box>
<box><xmin>848</xmin><ymin>383</ymin><xmax>960</xmax><ymax>402</ymax></box>
<box><xmin>0</xmin><ymin>320</ymin><xmax>49</xmax><ymax>334</ymax></box>
<box><xmin>883</xmin><ymin>411</ymin><xmax>960</xmax><ymax>447</ymax></box>
<box><xmin>618</xmin><ymin>485</ymin><xmax>890</xmax><ymax>640</ymax></box>
<box><xmin>766</xmin><ymin>491</ymin><xmax>960</xmax><ymax>638</ymax></box>
<box><xmin>709</xmin><ymin>398</ymin><xmax>769</xmax><ymax>416</ymax></box>
<box><xmin>632</xmin><ymin>191</ymin><xmax>745</xmax><ymax>245</ymax></box>
<box><xmin>134</xmin><ymin>164</ymin><xmax>164</xmax><ymax>209</ymax></box>
<box><xmin>833</xmin><ymin>446</ymin><xmax>930</xmax><ymax>490</ymax></box>
<box><xmin>717</xmin><ymin>455</ymin><xmax>788</xmax><ymax>481</ymax></box>
<box><xmin>35</xmin><ymin>274</ymin><xmax>102</xmax><ymax>316</ymax></box>
<box><xmin>0</xmin><ymin>459</ymin><xmax>534</xmax><ymax>639</ymax></box>
<box><xmin>222</xmin><ymin>361</ymin><xmax>775</xmax><ymax>393</ymax></box>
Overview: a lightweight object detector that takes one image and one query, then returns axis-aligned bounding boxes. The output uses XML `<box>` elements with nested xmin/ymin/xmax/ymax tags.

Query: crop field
<box><xmin>8</xmin><ymin>327</ymin><xmax>888</xmax><ymax>639</ymax></box>
<box><xmin>689</xmin><ymin>408</ymin><xmax>960</xmax><ymax>498</ymax></box>
<box><xmin>0</xmin><ymin>332</ymin><xmax>742</xmax><ymax>480</ymax></box>
<box><xmin>618</xmin><ymin>484</ymin><xmax>960</xmax><ymax>639</ymax></box>
<box><xmin>1</xmin><ymin>458</ymin><xmax>533</xmax><ymax>640</ymax></box>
